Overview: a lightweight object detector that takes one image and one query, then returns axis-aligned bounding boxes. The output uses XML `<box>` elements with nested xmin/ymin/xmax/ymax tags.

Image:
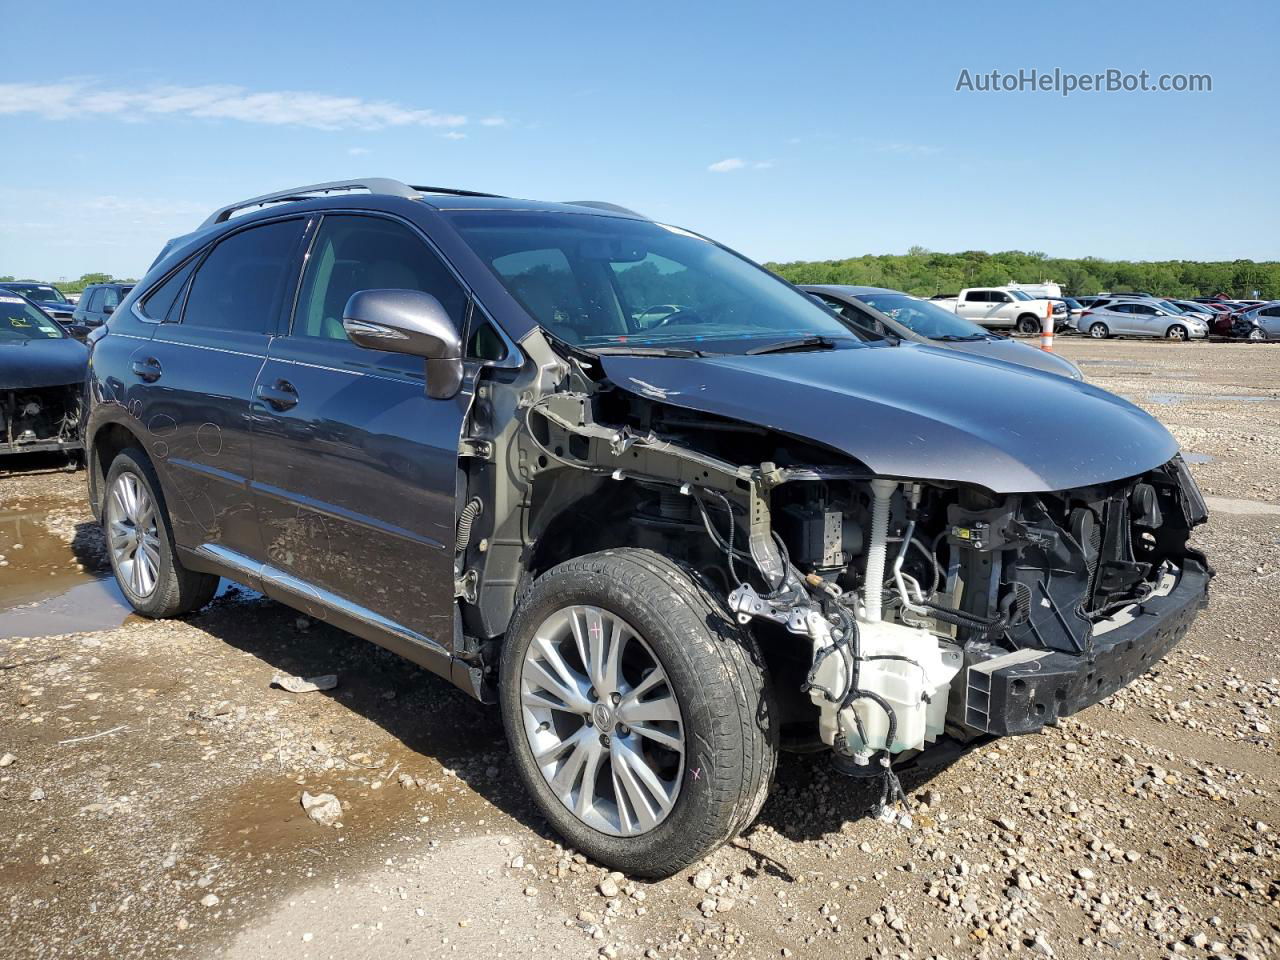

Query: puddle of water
<box><xmin>1149</xmin><ymin>393</ymin><xmax>1187</xmax><ymax>405</ymax></box>
<box><xmin>0</xmin><ymin>496</ymin><xmax>243</xmax><ymax>638</ymax></box>
<box><xmin>1183</xmin><ymin>452</ymin><xmax>1215</xmax><ymax>464</ymax></box>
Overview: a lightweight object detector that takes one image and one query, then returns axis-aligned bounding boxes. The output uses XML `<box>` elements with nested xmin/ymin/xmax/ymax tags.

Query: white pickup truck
<box><xmin>930</xmin><ymin>287</ymin><xmax>1067</xmax><ymax>335</ymax></box>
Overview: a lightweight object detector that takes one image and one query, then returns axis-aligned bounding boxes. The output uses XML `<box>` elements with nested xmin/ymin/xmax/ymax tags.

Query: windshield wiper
<box><xmin>746</xmin><ymin>335</ymin><xmax>845</xmax><ymax>355</ymax></box>
<box><xmin>587</xmin><ymin>345</ymin><xmax>707</xmax><ymax>358</ymax></box>
<box><xmin>933</xmin><ymin>334</ymin><xmax>992</xmax><ymax>342</ymax></box>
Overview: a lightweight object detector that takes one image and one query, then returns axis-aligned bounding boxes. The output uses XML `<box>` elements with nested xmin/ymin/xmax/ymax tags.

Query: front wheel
<box><xmin>1015</xmin><ymin>315</ymin><xmax>1041</xmax><ymax>336</ymax></box>
<box><xmin>499</xmin><ymin>549</ymin><xmax>776</xmax><ymax>877</ymax></box>
<box><xmin>1165</xmin><ymin>324</ymin><xmax>1189</xmax><ymax>341</ymax></box>
<box><xmin>1247</xmin><ymin>327</ymin><xmax>1266</xmax><ymax>341</ymax></box>
<box><xmin>1089</xmin><ymin>322</ymin><xmax>1110</xmax><ymax>339</ymax></box>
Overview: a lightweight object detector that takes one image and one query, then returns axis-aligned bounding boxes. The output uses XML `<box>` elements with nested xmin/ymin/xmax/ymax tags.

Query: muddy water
<box><xmin>0</xmin><ymin>496</ymin><xmax>139</xmax><ymax>637</ymax></box>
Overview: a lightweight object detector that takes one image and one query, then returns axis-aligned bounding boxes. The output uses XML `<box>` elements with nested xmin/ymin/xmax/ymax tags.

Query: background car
<box><xmin>803</xmin><ymin>284</ymin><xmax>1083</xmax><ymax>378</ymax></box>
<box><xmin>0</xmin><ymin>292</ymin><xmax>87</xmax><ymax>457</ymax></box>
<box><xmin>73</xmin><ymin>282</ymin><xmax>135</xmax><ymax>328</ymax></box>
<box><xmin>1232</xmin><ymin>301</ymin><xmax>1280</xmax><ymax>340</ymax></box>
<box><xmin>1077</xmin><ymin>298</ymin><xmax>1209</xmax><ymax>339</ymax></box>
<box><xmin>0</xmin><ymin>281</ymin><xmax>75</xmax><ymax>322</ymax></box>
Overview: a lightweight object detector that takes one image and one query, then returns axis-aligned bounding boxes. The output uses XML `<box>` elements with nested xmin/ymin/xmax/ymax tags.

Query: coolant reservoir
<box><xmin>838</xmin><ymin>621</ymin><xmax>963</xmax><ymax>755</ymax></box>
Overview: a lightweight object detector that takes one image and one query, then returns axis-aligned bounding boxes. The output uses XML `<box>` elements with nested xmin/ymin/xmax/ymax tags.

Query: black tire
<box><xmin>1089</xmin><ymin>322</ymin><xmax>1110</xmax><ymax>339</ymax></box>
<box><xmin>1165</xmin><ymin>324</ymin><xmax>1188</xmax><ymax>341</ymax></box>
<box><xmin>103</xmin><ymin>447</ymin><xmax>219</xmax><ymax>618</ymax></box>
<box><xmin>1015</xmin><ymin>314</ymin><xmax>1041</xmax><ymax>336</ymax></box>
<box><xmin>1247</xmin><ymin>327</ymin><xmax>1265</xmax><ymax>341</ymax></box>
<box><xmin>499</xmin><ymin>548</ymin><xmax>777</xmax><ymax>877</ymax></box>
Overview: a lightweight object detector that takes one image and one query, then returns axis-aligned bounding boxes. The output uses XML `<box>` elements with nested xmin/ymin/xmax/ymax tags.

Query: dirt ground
<box><xmin>1</xmin><ymin>339</ymin><xmax>1278</xmax><ymax>960</ymax></box>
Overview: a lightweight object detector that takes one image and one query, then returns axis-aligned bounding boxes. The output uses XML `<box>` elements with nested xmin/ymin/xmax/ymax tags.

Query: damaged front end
<box><xmin>1</xmin><ymin>384</ymin><xmax>83</xmax><ymax>457</ymax></box>
<box><xmin>461</xmin><ymin>330</ymin><xmax>1211</xmax><ymax>803</ymax></box>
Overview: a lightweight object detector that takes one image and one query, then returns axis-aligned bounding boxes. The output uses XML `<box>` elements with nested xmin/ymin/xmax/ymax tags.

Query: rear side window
<box><xmin>139</xmin><ymin>259</ymin><xmax>198</xmax><ymax>322</ymax></box>
<box><xmin>85</xmin><ymin>288</ymin><xmax>105</xmax><ymax>312</ymax></box>
<box><xmin>292</xmin><ymin>215</ymin><xmax>466</xmax><ymax>341</ymax></box>
<box><xmin>963</xmin><ymin>291</ymin><xmax>987</xmax><ymax>302</ymax></box>
<box><xmin>182</xmin><ymin>219</ymin><xmax>305</xmax><ymax>334</ymax></box>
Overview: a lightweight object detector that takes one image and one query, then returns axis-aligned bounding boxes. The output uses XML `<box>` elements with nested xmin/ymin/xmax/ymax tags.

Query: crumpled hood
<box><xmin>0</xmin><ymin>337</ymin><xmax>89</xmax><ymax>389</ymax></box>
<box><xmin>600</xmin><ymin>342</ymin><xmax>1177</xmax><ymax>492</ymax></box>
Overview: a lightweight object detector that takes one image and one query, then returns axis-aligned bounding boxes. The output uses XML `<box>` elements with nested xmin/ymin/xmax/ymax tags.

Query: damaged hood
<box><xmin>600</xmin><ymin>343</ymin><xmax>1178</xmax><ymax>492</ymax></box>
<box><xmin>0</xmin><ymin>337</ymin><xmax>89</xmax><ymax>390</ymax></box>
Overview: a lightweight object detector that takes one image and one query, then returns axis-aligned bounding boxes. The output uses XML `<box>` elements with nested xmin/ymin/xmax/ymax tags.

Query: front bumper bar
<box><xmin>960</xmin><ymin>559</ymin><xmax>1210</xmax><ymax>736</ymax></box>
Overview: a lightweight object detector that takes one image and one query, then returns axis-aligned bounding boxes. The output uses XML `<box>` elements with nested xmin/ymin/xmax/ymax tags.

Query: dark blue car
<box><xmin>0</xmin><ymin>281</ymin><xmax>76</xmax><ymax>322</ymax></box>
<box><xmin>0</xmin><ymin>292</ymin><xmax>87</xmax><ymax>456</ymax></box>
<box><xmin>83</xmin><ymin>178</ymin><xmax>1211</xmax><ymax>877</ymax></box>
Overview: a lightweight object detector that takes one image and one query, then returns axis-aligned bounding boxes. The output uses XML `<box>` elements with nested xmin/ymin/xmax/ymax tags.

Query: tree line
<box><xmin>765</xmin><ymin>248</ymin><xmax>1280</xmax><ymax>300</ymax></box>
<box><xmin>0</xmin><ymin>273</ymin><xmax>138</xmax><ymax>295</ymax></box>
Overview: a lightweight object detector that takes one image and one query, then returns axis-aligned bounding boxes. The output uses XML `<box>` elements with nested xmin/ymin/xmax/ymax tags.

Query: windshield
<box><xmin>1154</xmin><ymin>299</ymin><xmax>1184</xmax><ymax>314</ymax></box>
<box><xmin>0</xmin><ymin>296</ymin><xmax>65</xmax><ymax>340</ymax></box>
<box><xmin>1063</xmin><ymin>298</ymin><xmax>1082</xmax><ymax>309</ymax></box>
<box><xmin>447</xmin><ymin>212</ymin><xmax>860</xmax><ymax>353</ymax></box>
<box><xmin>6</xmin><ymin>284</ymin><xmax>68</xmax><ymax>304</ymax></box>
<box><xmin>855</xmin><ymin>293</ymin><xmax>994</xmax><ymax>340</ymax></box>
<box><xmin>1008</xmin><ymin>289</ymin><xmax>1034</xmax><ymax>301</ymax></box>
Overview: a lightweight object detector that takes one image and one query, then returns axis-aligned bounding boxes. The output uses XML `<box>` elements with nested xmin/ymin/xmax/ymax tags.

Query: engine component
<box><xmin>862</xmin><ymin>478</ymin><xmax>897</xmax><ymax>622</ymax></box>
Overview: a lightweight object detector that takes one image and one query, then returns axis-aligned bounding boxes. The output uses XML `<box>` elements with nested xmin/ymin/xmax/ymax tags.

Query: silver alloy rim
<box><xmin>1090</xmin><ymin>325</ymin><xmax>1106</xmax><ymax>338</ymax></box>
<box><xmin>520</xmin><ymin>605</ymin><xmax>684</xmax><ymax>837</ymax></box>
<box><xmin>107</xmin><ymin>472</ymin><xmax>161</xmax><ymax>599</ymax></box>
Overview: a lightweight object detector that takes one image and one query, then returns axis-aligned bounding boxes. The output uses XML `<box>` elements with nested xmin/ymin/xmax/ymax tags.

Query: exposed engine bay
<box><xmin>455</xmin><ymin>329</ymin><xmax>1212</xmax><ymax>800</ymax></box>
<box><xmin>0</xmin><ymin>385</ymin><xmax>83</xmax><ymax>457</ymax></box>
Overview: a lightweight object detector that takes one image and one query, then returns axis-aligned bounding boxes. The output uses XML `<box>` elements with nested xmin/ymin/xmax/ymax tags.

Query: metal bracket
<box><xmin>454</xmin><ymin>569</ymin><xmax>479</xmax><ymax>603</ymax></box>
<box><xmin>459</xmin><ymin>438</ymin><xmax>493</xmax><ymax>460</ymax></box>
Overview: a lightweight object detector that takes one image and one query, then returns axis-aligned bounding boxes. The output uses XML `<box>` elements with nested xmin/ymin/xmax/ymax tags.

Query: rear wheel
<box><xmin>1015</xmin><ymin>314</ymin><xmax>1041</xmax><ymax>336</ymax></box>
<box><xmin>1165</xmin><ymin>324</ymin><xmax>1189</xmax><ymax>341</ymax></box>
<box><xmin>499</xmin><ymin>548</ymin><xmax>776</xmax><ymax>877</ymax></box>
<box><xmin>104</xmin><ymin>448</ymin><xmax>219</xmax><ymax>617</ymax></box>
<box><xmin>1089</xmin><ymin>322</ymin><xmax>1110</xmax><ymax>339</ymax></box>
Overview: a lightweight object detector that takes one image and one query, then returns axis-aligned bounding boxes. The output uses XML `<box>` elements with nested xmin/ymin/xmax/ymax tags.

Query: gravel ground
<box><xmin>1</xmin><ymin>338</ymin><xmax>1277</xmax><ymax>960</ymax></box>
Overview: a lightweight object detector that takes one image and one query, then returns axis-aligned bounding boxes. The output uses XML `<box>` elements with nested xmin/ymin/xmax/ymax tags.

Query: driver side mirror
<box><xmin>342</xmin><ymin>289</ymin><xmax>463</xmax><ymax>400</ymax></box>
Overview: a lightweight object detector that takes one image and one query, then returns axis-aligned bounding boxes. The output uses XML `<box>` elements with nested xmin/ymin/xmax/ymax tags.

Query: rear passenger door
<box><xmin>138</xmin><ymin>217</ymin><xmax>308</xmax><ymax>563</ymax></box>
<box><xmin>248</xmin><ymin>213</ymin><xmax>471</xmax><ymax>648</ymax></box>
<box><xmin>956</xmin><ymin>290</ymin><xmax>989</xmax><ymax>322</ymax></box>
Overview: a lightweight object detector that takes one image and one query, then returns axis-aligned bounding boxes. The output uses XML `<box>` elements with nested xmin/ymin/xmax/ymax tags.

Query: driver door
<box><xmin>248</xmin><ymin>213</ymin><xmax>472</xmax><ymax>648</ymax></box>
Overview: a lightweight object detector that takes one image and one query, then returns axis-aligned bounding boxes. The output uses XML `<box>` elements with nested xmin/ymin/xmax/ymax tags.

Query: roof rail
<box><xmin>409</xmin><ymin>184</ymin><xmax>507</xmax><ymax>199</ymax></box>
<box><xmin>199</xmin><ymin>177</ymin><xmax>422</xmax><ymax>229</ymax></box>
<box><xmin>563</xmin><ymin>200</ymin><xmax>648</xmax><ymax>218</ymax></box>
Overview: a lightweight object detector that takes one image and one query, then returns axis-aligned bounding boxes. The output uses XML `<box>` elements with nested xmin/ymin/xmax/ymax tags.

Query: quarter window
<box><xmin>140</xmin><ymin>260</ymin><xmax>197</xmax><ymax>322</ymax></box>
<box><xmin>292</xmin><ymin>215</ymin><xmax>466</xmax><ymax>341</ymax></box>
<box><xmin>181</xmin><ymin>219</ymin><xmax>305</xmax><ymax>334</ymax></box>
<box><xmin>85</xmin><ymin>288</ymin><xmax>105</xmax><ymax>312</ymax></box>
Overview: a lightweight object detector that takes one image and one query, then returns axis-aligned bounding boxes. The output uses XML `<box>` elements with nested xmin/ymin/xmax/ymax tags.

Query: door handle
<box><xmin>256</xmin><ymin>379</ymin><xmax>299</xmax><ymax>411</ymax></box>
<box><xmin>130</xmin><ymin>357</ymin><xmax>163</xmax><ymax>382</ymax></box>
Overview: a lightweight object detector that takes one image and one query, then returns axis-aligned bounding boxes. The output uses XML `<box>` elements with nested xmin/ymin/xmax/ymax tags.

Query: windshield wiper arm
<box><xmin>587</xmin><ymin>345</ymin><xmax>707</xmax><ymax>358</ymax></box>
<box><xmin>933</xmin><ymin>334</ymin><xmax>990</xmax><ymax>342</ymax></box>
<box><xmin>746</xmin><ymin>335</ymin><xmax>843</xmax><ymax>355</ymax></box>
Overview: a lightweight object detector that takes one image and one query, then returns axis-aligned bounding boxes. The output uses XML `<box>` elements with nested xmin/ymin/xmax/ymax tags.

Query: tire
<box><xmin>1015</xmin><ymin>314</ymin><xmax>1041</xmax><ymax>336</ymax></box>
<box><xmin>1247</xmin><ymin>327</ymin><xmax>1266</xmax><ymax>341</ymax></box>
<box><xmin>1089</xmin><ymin>322</ymin><xmax>1110</xmax><ymax>339</ymax></box>
<box><xmin>1165</xmin><ymin>325</ymin><xmax>1188</xmax><ymax>341</ymax></box>
<box><xmin>103</xmin><ymin>447</ymin><xmax>219</xmax><ymax>618</ymax></box>
<box><xmin>499</xmin><ymin>548</ymin><xmax>777</xmax><ymax>877</ymax></box>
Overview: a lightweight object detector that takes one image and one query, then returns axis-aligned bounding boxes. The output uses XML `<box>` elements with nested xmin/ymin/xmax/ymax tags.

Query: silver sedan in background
<box><xmin>1077</xmin><ymin>298</ymin><xmax>1209</xmax><ymax>340</ymax></box>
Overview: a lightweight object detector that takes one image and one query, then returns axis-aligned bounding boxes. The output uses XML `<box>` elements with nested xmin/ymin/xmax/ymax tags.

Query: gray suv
<box><xmin>84</xmin><ymin>179</ymin><xmax>1210</xmax><ymax>876</ymax></box>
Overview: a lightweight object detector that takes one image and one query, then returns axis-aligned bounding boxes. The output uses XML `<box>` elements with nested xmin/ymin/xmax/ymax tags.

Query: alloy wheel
<box><xmin>1090</xmin><ymin>324</ymin><xmax>1108</xmax><ymax>339</ymax></box>
<box><xmin>107</xmin><ymin>472</ymin><xmax>161</xmax><ymax>598</ymax></box>
<box><xmin>519</xmin><ymin>604</ymin><xmax>684</xmax><ymax>837</ymax></box>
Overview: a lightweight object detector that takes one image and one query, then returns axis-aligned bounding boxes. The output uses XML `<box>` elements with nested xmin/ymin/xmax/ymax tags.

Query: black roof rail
<box><xmin>199</xmin><ymin>177</ymin><xmax>424</xmax><ymax>229</ymax></box>
<box><xmin>563</xmin><ymin>200</ymin><xmax>647</xmax><ymax>218</ymax></box>
<box><xmin>409</xmin><ymin>184</ymin><xmax>508</xmax><ymax>199</ymax></box>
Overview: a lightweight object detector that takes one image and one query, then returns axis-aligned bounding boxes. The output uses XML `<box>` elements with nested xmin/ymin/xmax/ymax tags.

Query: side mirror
<box><xmin>342</xmin><ymin>289</ymin><xmax>463</xmax><ymax>400</ymax></box>
<box><xmin>102</xmin><ymin>303</ymin><xmax>115</xmax><ymax>315</ymax></box>
<box><xmin>66</xmin><ymin>323</ymin><xmax>92</xmax><ymax>340</ymax></box>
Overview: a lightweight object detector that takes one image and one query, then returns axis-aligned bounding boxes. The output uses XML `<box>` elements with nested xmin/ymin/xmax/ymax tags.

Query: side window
<box><xmin>991</xmin><ymin>292</ymin><xmax>1012</xmax><ymax>303</ymax></box>
<box><xmin>1134</xmin><ymin>304</ymin><xmax>1156</xmax><ymax>315</ymax></box>
<box><xmin>139</xmin><ymin>259</ymin><xmax>197</xmax><ymax>322</ymax></box>
<box><xmin>181</xmin><ymin>219</ymin><xmax>305</xmax><ymax>334</ymax></box>
<box><xmin>490</xmin><ymin>247</ymin><xmax>587</xmax><ymax>337</ymax></box>
<box><xmin>293</xmin><ymin>215</ymin><xmax>467</xmax><ymax>341</ymax></box>
<box><xmin>102</xmin><ymin>287</ymin><xmax>121</xmax><ymax>310</ymax></box>
<box><xmin>85</xmin><ymin>288</ymin><xmax>105</xmax><ymax>312</ymax></box>
<box><xmin>1262</xmin><ymin>307</ymin><xmax>1280</xmax><ymax>318</ymax></box>
<box><xmin>963</xmin><ymin>291</ymin><xmax>987</xmax><ymax>302</ymax></box>
<box><xmin>1111</xmin><ymin>303</ymin><xmax>1131</xmax><ymax>314</ymax></box>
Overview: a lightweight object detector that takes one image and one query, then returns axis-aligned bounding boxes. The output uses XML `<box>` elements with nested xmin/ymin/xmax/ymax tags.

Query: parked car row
<box><xmin>1072</xmin><ymin>292</ymin><xmax>1280</xmax><ymax>340</ymax></box>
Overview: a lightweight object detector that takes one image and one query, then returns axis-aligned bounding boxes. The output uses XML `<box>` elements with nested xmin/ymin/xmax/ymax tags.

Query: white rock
<box><xmin>301</xmin><ymin>791</ymin><xmax>343</xmax><ymax>826</ymax></box>
<box><xmin>0</xmin><ymin>753</ymin><xmax>15</xmax><ymax>768</ymax></box>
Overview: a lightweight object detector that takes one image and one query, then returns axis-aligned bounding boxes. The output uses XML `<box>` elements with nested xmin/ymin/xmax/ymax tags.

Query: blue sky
<box><xmin>1</xmin><ymin>0</ymin><xmax>1276</xmax><ymax>280</ymax></box>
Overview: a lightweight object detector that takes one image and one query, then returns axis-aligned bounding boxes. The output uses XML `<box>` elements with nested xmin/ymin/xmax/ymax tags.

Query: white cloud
<box><xmin>479</xmin><ymin>116</ymin><xmax>507</xmax><ymax>127</ymax></box>
<box><xmin>441</xmin><ymin>131</ymin><xmax>467</xmax><ymax>140</ymax></box>
<box><xmin>0</xmin><ymin>80</ymin><xmax>473</xmax><ymax>132</ymax></box>
<box><xmin>708</xmin><ymin>157</ymin><xmax>774</xmax><ymax>173</ymax></box>
<box><xmin>347</xmin><ymin>146</ymin><xmax>371</xmax><ymax>156</ymax></box>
